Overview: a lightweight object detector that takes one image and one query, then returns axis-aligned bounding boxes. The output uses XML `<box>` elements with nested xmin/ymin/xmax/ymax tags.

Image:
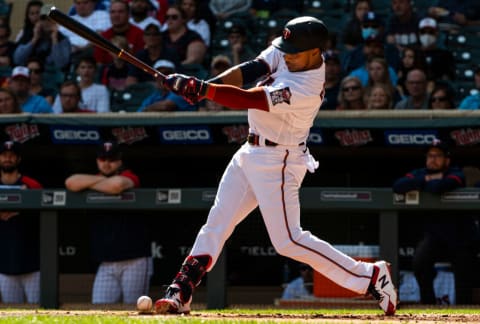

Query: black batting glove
<box><xmin>164</xmin><ymin>74</ymin><xmax>209</xmax><ymax>104</ymax></box>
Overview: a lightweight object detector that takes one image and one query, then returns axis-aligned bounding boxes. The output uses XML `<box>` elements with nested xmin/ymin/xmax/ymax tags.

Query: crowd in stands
<box><xmin>0</xmin><ymin>0</ymin><xmax>478</xmax><ymax>114</ymax></box>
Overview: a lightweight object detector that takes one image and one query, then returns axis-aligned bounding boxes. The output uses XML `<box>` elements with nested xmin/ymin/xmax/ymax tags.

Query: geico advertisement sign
<box><xmin>158</xmin><ymin>126</ymin><xmax>212</xmax><ymax>144</ymax></box>
<box><xmin>385</xmin><ymin>130</ymin><xmax>438</xmax><ymax>145</ymax></box>
<box><xmin>50</xmin><ymin>126</ymin><xmax>101</xmax><ymax>144</ymax></box>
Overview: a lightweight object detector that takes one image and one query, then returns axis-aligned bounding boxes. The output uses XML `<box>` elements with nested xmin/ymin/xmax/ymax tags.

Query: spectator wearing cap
<box><xmin>281</xmin><ymin>263</ymin><xmax>313</xmax><ymax>299</ymax></box>
<box><xmin>179</xmin><ymin>0</ymin><xmax>211</xmax><ymax>48</ymax></box>
<box><xmin>321</xmin><ymin>51</ymin><xmax>342</xmax><ymax>110</ymax></box>
<box><xmin>393</xmin><ymin>139</ymin><xmax>477</xmax><ymax>305</ymax></box>
<box><xmin>8</xmin><ymin>66</ymin><xmax>53</xmax><ymax>113</ymax></box>
<box><xmin>418</xmin><ymin>17</ymin><xmax>455</xmax><ymax>86</ymax></box>
<box><xmin>385</xmin><ymin>0</ymin><xmax>420</xmax><ymax>49</ymax></box>
<box><xmin>458</xmin><ymin>67</ymin><xmax>480</xmax><ymax>109</ymax></box>
<box><xmin>161</xmin><ymin>5</ymin><xmax>206</xmax><ymax>65</ymax></box>
<box><xmin>221</xmin><ymin>23</ymin><xmax>256</xmax><ymax>66</ymax></box>
<box><xmin>343</xmin><ymin>12</ymin><xmax>400</xmax><ymax>74</ymax></box>
<box><xmin>126</xmin><ymin>23</ymin><xmax>179</xmax><ymax>86</ymax></box>
<box><xmin>138</xmin><ymin>59</ymin><xmax>197</xmax><ymax>112</ymax></box>
<box><xmin>65</xmin><ymin>141</ymin><xmax>152</xmax><ymax>304</ymax></box>
<box><xmin>395</xmin><ymin>69</ymin><xmax>429</xmax><ymax>109</ymax></box>
<box><xmin>129</xmin><ymin>0</ymin><xmax>162</xmax><ymax>30</ymax></box>
<box><xmin>53</xmin><ymin>56</ymin><xmax>110</xmax><ymax>113</ymax></box>
<box><xmin>199</xmin><ymin>55</ymin><xmax>232</xmax><ymax>111</ymax></box>
<box><xmin>13</xmin><ymin>12</ymin><xmax>71</xmax><ymax>70</ymax></box>
<box><xmin>94</xmin><ymin>0</ymin><xmax>145</xmax><ymax>65</ymax></box>
<box><xmin>341</xmin><ymin>0</ymin><xmax>371</xmax><ymax>51</ymax></box>
<box><xmin>58</xmin><ymin>0</ymin><xmax>111</xmax><ymax>57</ymax></box>
<box><xmin>0</xmin><ymin>88</ymin><xmax>21</xmax><ymax>114</ymax></box>
<box><xmin>0</xmin><ymin>140</ymin><xmax>43</xmax><ymax>304</ymax></box>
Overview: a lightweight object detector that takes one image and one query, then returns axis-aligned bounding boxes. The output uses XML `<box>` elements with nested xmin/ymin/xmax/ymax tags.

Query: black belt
<box><xmin>247</xmin><ymin>134</ymin><xmax>305</xmax><ymax>147</ymax></box>
<box><xmin>247</xmin><ymin>133</ymin><xmax>277</xmax><ymax>146</ymax></box>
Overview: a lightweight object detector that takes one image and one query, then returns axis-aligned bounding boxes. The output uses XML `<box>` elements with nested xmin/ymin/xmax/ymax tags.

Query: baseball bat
<box><xmin>44</xmin><ymin>5</ymin><xmax>165</xmax><ymax>80</ymax></box>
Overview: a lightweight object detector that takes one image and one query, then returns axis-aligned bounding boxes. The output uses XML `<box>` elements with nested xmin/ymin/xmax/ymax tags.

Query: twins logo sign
<box><xmin>270</xmin><ymin>87</ymin><xmax>291</xmax><ymax>105</ymax></box>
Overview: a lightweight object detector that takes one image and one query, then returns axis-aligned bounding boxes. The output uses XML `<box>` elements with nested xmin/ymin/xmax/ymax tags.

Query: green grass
<box><xmin>0</xmin><ymin>308</ymin><xmax>479</xmax><ymax>323</ymax></box>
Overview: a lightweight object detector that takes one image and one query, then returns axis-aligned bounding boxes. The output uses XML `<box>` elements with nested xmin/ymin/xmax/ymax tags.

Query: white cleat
<box><xmin>368</xmin><ymin>261</ymin><xmax>398</xmax><ymax>315</ymax></box>
<box><xmin>154</xmin><ymin>284</ymin><xmax>191</xmax><ymax>314</ymax></box>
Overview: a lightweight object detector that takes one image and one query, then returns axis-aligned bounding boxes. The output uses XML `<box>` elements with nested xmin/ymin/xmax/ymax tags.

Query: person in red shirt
<box><xmin>65</xmin><ymin>141</ymin><xmax>152</xmax><ymax>304</ymax></box>
<box><xmin>94</xmin><ymin>0</ymin><xmax>145</xmax><ymax>65</ymax></box>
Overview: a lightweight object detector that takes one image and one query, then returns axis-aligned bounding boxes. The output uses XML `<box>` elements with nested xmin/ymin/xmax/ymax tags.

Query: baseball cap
<box><xmin>153</xmin><ymin>60</ymin><xmax>175</xmax><ymax>71</ymax></box>
<box><xmin>11</xmin><ymin>66</ymin><xmax>30</xmax><ymax>79</ymax></box>
<box><xmin>272</xmin><ymin>16</ymin><xmax>329</xmax><ymax>53</ymax></box>
<box><xmin>426</xmin><ymin>138</ymin><xmax>450</xmax><ymax>157</ymax></box>
<box><xmin>362</xmin><ymin>11</ymin><xmax>382</xmax><ymax>25</ymax></box>
<box><xmin>419</xmin><ymin>17</ymin><xmax>437</xmax><ymax>30</ymax></box>
<box><xmin>97</xmin><ymin>141</ymin><xmax>122</xmax><ymax>160</ymax></box>
<box><xmin>0</xmin><ymin>140</ymin><xmax>21</xmax><ymax>155</ymax></box>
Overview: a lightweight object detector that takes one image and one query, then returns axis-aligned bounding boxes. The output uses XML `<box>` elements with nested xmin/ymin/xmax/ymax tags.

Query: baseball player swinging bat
<box><xmin>43</xmin><ymin>5</ymin><xmax>165</xmax><ymax>80</ymax></box>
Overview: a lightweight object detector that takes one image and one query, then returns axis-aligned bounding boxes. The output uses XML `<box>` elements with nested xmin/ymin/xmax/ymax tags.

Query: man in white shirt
<box><xmin>59</xmin><ymin>0</ymin><xmax>111</xmax><ymax>53</ymax></box>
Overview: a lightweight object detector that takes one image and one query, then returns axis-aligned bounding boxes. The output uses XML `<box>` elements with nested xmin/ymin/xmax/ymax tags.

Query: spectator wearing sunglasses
<box><xmin>337</xmin><ymin>76</ymin><xmax>366</xmax><ymax>110</ymax></box>
<box><xmin>65</xmin><ymin>141</ymin><xmax>152</xmax><ymax>304</ymax></box>
<box><xmin>26</xmin><ymin>57</ymin><xmax>56</xmax><ymax>105</ymax></box>
<box><xmin>428</xmin><ymin>83</ymin><xmax>456</xmax><ymax>109</ymax></box>
<box><xmin>161</xmin><ymin>5</ymin><xmax>206</xmax><ymax>65</ymax></box>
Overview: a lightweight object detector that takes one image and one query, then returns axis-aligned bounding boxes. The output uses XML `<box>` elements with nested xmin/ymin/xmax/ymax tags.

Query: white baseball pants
<box><xmin>190</xmin><ymin>143</ymin><xmax>374</xmax><ymax>294</ymax></box>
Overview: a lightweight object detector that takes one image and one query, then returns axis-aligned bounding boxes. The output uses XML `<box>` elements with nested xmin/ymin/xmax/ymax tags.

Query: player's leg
<box><xmin>21</xmin><ymin>271</ymin><xmax>40</xmax><ymax>304</ymax></box>
<box><xmin>120</xmin><ymin>257</ymin><xmax>152</xmax><ymax>304</ymax></box>
<box><xmin>92</xmin><ymin>262</ymin><xmax>122</xmax><ymax>304</ymax></box>
<box><xmin>155</xmin><ymin>146</ymin><xmax>258</xmax><ymax>314</ymax></box>
<box><xmin>247</xmin><ymin>147</ymin><xmax>396</xmax><ymax>314</ymax></box>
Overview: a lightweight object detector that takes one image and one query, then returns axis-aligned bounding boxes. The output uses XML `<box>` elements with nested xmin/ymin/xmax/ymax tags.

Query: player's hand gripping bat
<box><xmin>44</xmin><ymin>5</ymin><xmax>165</xmax><ymax>81</ymax></box>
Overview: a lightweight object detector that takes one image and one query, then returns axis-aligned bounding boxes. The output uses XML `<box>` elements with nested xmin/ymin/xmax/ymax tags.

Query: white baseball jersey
<box><xmin>189</xmin><ymin>45</ymin><xmax>375</xmax><ymax>296</ymax></box>
<box><xmin>249</xmin><ymin>46</ymin><xmax>325</xmax><ymax>145</ymax></box>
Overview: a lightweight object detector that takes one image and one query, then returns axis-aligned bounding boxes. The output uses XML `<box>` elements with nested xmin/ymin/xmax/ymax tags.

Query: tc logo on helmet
<box><xmin>282</xmin><ymin>28</ymin><xmax>291</xmax><ymax>39</ymax></box>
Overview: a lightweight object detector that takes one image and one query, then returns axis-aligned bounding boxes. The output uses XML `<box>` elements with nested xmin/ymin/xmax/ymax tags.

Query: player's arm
<box><xmin>89</xmin><ymin>175</ymin><xmax>135</xmax><ymax>194</ymax></box>
<box><xmin>65</xmin><ymin>174</ymin><xmax>107</xmax><ymax>192</ymax></box>
<box><xmin>165</xmin><ymin>74</ymin><xmax>270</xmax><ymax>111</ymax></box>
<box><xmin>207</xmin><ymin>58</ymin><xmax>270</xmax><ymax>88</ymax></box>
<box><xmin>205</xmin><ymin>85</ymin><xmax>269</xmax><ymax>111</ymax></box>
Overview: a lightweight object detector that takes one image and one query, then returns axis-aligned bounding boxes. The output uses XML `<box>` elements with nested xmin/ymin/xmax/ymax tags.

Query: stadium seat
<box><xmin>110</xmin><ymin>82</ymin><xmax>155</xmax><ymax>112</ymax></box>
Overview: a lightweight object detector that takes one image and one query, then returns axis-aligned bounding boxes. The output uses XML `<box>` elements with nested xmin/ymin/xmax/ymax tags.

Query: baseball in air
<box><xmin>136</xmin><ymin>295</ymin><xmax>152</xmax><ymax>313</ymax></box>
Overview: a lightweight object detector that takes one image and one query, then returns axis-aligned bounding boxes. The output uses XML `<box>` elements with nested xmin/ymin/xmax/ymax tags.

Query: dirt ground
<box><xmin>1</xmin><ymin>308</ymin><xmax>480</xmax><ymax>323</ymax></box>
